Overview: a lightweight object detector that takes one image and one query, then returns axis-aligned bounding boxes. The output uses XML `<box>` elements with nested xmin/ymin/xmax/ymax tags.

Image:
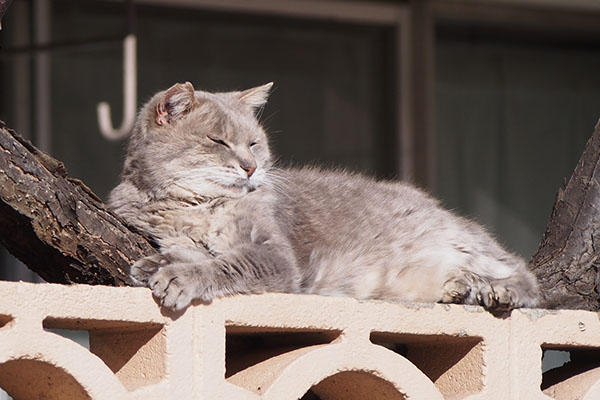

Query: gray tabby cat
<box><xmin>109</xmin><ymin>82</ymin><xmax>539</xmax><ymax>311</ymax></box>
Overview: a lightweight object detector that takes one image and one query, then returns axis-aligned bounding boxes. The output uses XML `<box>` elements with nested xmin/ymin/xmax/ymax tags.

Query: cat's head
<box><xmin>124</xmin><ymin>82</ymin><xmax>274</xmax><ymax>199</ymax></box>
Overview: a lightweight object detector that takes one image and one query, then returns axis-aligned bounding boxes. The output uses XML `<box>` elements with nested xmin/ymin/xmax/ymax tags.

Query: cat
<box><xmin>108</xmin><ymin>81</ymin><xmax>539</xmax><ymax>311</ymax></box>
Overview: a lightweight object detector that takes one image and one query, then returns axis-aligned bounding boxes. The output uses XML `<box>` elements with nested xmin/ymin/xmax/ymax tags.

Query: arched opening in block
<box><xmin>43</xmin><ymin>317</ymin><xmax>165</xmax><ymax>391</ymax></box>
<box><xmin>542</xmin><ymin>345</ymin><xmax>600</xmax><ymax>399</ymax></box>
<box><xmin>370</xmin><ymin>332</ymin><xmax>483</xmax><ymax>399</ymax></box>
<box><xmin>227</xmin><ymin>330</ymin><xmax>443</xmax><ymax>399</ymax></box>
<box><xmin>301</xmin><ymin>371</ymin><xmax>406</xmax><ymax>400</ymax></box>
<box><xmin>0</xmin><ymin>359</ymin><xmax>91</xmax><ymax>400</ymax></box>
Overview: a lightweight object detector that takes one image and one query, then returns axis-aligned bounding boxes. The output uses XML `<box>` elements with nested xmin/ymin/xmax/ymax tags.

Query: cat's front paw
<box><xmin>148</xmin><ymin>264</ymin><xmax>210</xmax><ymax>311</ymax></box>
<box><xmin>130</xmin><ymin>253</ymin><xmax>168</xmax><ymax>286</ymax></box>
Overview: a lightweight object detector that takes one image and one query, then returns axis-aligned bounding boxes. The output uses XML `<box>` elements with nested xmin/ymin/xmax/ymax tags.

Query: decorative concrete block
<box><xmin>0</xmin><ymin>281</ymin><xmax>598</xmax><ymax>399</ymax></box>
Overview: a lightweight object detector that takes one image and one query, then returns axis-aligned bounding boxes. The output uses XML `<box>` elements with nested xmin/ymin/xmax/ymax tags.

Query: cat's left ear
<box><xmin>156</xmin><ymin>82</ymin><xmax>199</xmax><ymax>126</ymax></box>
<box><xmin>238</xmin><ymin>82</ymin><xmax>273</xmax><ymax>110</ymax></box>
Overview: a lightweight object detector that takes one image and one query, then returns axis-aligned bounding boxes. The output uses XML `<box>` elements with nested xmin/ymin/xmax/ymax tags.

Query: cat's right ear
<box><xmin>155</xmin><ymin>82</ymin><xmax>199</xmax><ymax>126</ymax></box>
<box><xmin>238</xmin><ymin>82</ymin><xmax>273</xmax><ymax>111</ymax></box>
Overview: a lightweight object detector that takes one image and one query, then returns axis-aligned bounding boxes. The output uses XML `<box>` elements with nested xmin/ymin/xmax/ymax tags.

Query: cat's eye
<box><xmin>249</xmin><ymin>141</ymin><xmax>258</xmax><ymax>147</ymax></box>
<box><xmin>208</xmin><ymin>136</ymin><xmax>229</xmax><ymax>148</ymax></box>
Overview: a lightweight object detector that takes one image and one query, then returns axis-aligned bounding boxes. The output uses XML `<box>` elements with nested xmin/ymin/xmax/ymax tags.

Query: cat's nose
<box><xmin>242</xmin><ymin>165</ymin><xmax>256</xmax><ymax>178</ymax></box>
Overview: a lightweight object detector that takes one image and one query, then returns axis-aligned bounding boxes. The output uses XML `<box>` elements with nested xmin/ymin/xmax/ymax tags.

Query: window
<box><xmin>435</xmin><ymin>15</ymin><xmax>600</xmax><ymax>257</ymax></box>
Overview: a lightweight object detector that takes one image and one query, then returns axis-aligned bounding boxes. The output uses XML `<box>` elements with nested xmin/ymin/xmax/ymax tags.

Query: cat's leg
<box><xmin>441</xmin><ymin>269</ymin><xmax>538</xmax><ymax>309</ymax></box>
<box><xmin>148</xmin><ymin>242</ymin><xmax>299</xmax><ymax>310</ymax></box>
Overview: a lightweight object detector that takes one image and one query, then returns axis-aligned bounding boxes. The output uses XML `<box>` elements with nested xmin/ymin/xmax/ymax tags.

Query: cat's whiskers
<box><xmin>174</xmin><ymin>166</ymin><xmax>262</xmax><ymax>195</ymax></box>
<box><xmin>265</xmin><ymin>170</ymin><xmax>292</xmax><ymax>188</ymax></box>
<box><xmin>262</xmin><ymin>181</ymin><xmax>290</xmax><ymax>199</ymax></box>
<box><xmin>260</xmin><ymin>172</ymin><xmax>293</xmax><ymax>199</ymax></box>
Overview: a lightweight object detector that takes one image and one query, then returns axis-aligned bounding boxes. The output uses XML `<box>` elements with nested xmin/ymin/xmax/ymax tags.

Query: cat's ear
<box><xmin>238</xmin><ymin>82</ymin><xmax>273</xmax><ymax>110</ymax></box>
<box><xmin>156</xmin><ymin>82</ymin><xmax>199</xmax><ymax>126</ymax></box>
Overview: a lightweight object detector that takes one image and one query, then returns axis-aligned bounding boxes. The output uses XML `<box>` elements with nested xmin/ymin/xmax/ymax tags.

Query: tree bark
<box><xmin>530</xmin><ymin>120</ymin><xmax>600</xmax><ymax>310</ymax></box>
<box><xmin>0</xmin><ymin>120</ymin><xmax>156</xmax><ymax>286</ymax></box>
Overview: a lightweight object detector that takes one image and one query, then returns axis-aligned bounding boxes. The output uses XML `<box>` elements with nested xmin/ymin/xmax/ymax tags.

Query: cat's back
<box><xmin>278</xmin><ymin>166</ymin><xmax>441</xmax><ymax>227</ymax></box>
<box><xmin>273</xmin><ymin>167</ymin><xmax>452</xmax><ymax>260</ymax></box>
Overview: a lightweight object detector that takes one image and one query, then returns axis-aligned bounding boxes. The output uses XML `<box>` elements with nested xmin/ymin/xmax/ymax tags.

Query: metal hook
<box><xmin>0</xmin><ymin>0</ymin><xmax>14</xmax><ymax>30</ymax></box>
<box><xmin>97</xmin><ymin>34</ymin><xmax>137</xmax><ymax>140</ymax></box>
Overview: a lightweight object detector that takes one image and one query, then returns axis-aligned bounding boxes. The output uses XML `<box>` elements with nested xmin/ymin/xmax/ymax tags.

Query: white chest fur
<box><xmin>138</xmin><ymin>196</ymin><xmax>242</xmax><ymax>255</ymax></box>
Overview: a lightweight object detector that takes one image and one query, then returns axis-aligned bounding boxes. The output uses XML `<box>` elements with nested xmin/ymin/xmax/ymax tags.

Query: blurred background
<box><xmin>0</xmin><ymin>0</ymin><xmax>600</xmax><ymax>282</ymax></box>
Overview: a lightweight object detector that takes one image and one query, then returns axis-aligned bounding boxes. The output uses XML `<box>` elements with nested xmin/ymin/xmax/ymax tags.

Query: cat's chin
<box><xmin>218</xmin><ymin>182</ymin><xmax>253</xmax><ymax>197</ymax></box>
<box><xmin>226</xmin><ymin>178</ymin><xmax>261</xmax><ymax>193</ymax></box>
<box><xmin>231</xmin><ymin>182</ymin><xmax>261</xmax><ymax>195</ymax></box>
<box><xmin>223</xmin><ymin>183</ymin><xmax>264</xmax><ymax>197</ymax></box>
<box><xmin>170</xmin><ymin>180</ymin><xmax>249</xmax><ymax>199</ymax></box>
<box><xmin>180</xmin><ymin>177</ymin><xmax>260</xmax><ymax>198</ymax></box>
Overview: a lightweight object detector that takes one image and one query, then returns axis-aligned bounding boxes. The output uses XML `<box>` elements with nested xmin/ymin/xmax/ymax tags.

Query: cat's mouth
<box><xmin>236</xmin><ymin>179</ymin><xmax>259</xmax><ymax>192</ymax></box>
<box><xmin>217</xmin><ymin>177</ymin><xmax>259</xmax><ymax>193</ymax></box>
<box><xmin>200</xmin><ymin>169</ymin><xmax>263</xmax><ymax>194</ymax></box>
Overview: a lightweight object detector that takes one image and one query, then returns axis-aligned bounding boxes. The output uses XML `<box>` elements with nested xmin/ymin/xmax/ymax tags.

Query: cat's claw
<box><xmin>130</xmin><ymin>253</ymin><xmax>168</xmax><ymax>286</ymax></box>
<box><xmin>441</xmin><ymin>278</ymin><xmax>473</xmax><ymax>304</ymax></box>
<box><xmin>478</xmin><ymin>285</ymin><xmax>515</xmax><ymax>310</ymax></box>
<box><xmin>148</xmin><ymin>265</ymin><xmax>201</xmax><ymax>311</ymax></box>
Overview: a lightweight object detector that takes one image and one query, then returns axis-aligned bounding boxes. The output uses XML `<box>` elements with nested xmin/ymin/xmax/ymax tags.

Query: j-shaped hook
<box><xmin>97</xmin><ymin>34</ymin><xmax>137</xmax><ymax>140</ymax></box>
<box><xmin>0</xmin><ymin>0</ymin><xmax>14</xmax><ymax>30</ymax></box>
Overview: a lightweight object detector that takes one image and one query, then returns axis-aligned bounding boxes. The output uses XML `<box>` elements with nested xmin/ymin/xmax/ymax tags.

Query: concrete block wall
<box><xmin>0</xmin><ymin>281</ymin><xmax>599</xmax><ymax>399</ymax></box>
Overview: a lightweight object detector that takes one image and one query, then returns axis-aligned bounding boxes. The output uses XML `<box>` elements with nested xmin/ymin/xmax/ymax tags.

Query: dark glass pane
<box><xmin>436</xmin><ymin>24</ymin><xmax>600</xmax><ymax>257</ymax></box>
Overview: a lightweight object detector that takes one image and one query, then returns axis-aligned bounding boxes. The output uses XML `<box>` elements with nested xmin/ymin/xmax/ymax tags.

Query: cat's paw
<box><xmin>441</xmin><ymin>275</ymin><xmax>518</xmax><ymax>310</ymax></box>
<box><xmin>476</xmin><ymin>284</ymin><xmax>515</xmax><ymax>310</ymax></box>
<box><xmin>130</xmin><ymin>253</ymin><xmax>168</xmax><ymax>286</ymax></box>
<box><xmin>148</xmin><ymin>264</ymin><xmax>207</xmax><ymax>311</ymax></box>
<box><xmin>441</xmin><ymin>278</ymin><xmax>475</xmax><ymax>304</ymax></box>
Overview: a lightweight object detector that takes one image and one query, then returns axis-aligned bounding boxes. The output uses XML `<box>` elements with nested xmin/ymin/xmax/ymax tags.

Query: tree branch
<box><xmin>0</xmin><ymin>120</ymin><xmax>156</xmax><ymax>286</ymax></box>
<box><xmin>530</xmin><ymin>120</ymin><xmax>600</xmax><ymax>310</ymax></box>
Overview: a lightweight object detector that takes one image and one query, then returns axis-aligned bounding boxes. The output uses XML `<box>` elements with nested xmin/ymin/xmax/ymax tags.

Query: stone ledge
<box><xmin>0</xmin><ymin>281</ymin><xmax>598</xmax><ymax>399</ymax></box>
